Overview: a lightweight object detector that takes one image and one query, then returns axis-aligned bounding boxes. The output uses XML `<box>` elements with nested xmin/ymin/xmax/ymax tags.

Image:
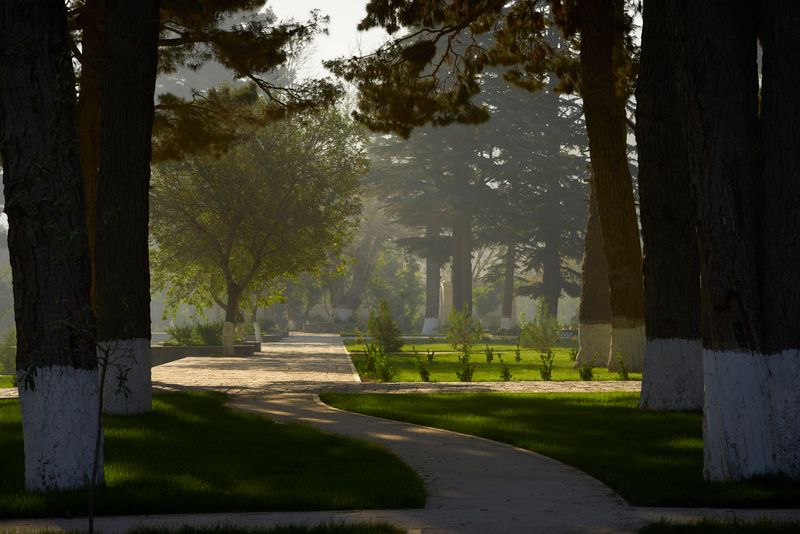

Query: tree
<box><xmin>639</xmin><ymin>1</ymin><xmax>800</xmax><ymax>479</ymax></box>
<box><xmin>634</xmin><ymin>0</ymin><xmax>702</xmax><ymax>411</ymax></box>
<box><xmin>151</xmin><ymin>106</ymin><xmax>365</xmax><ymax>354</ymax></box>
<box><xmin>0</xmin><ymin>0</ymin><xmax>100</xmax><ymax>490</ymax></box>
<box><xmin>329</xmin><ymin>0</ymin><xmax>646</xmax><ymax>370</ymax></box>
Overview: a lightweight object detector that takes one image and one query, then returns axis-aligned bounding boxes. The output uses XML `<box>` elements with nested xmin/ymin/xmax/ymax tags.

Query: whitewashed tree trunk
<box><xmin>19</xmin><ymin>366</ymin><xmax>103</xmax><ymax>491</ymax></box>
<box><xmin>500</xmin><ymin>316</ymin><xmax>514</xmax><ymax>331</ymax></box>
<box><xmin>576</xmin><ymin>322</ymin><xmax>611</xmax><ymax>368</ymax></box>
<box><xmin>100</xmin><ymin>338</ymin><xmax>152</xmax><ymax>414</ymax></box>
<box><xmin>420</xmin><ymin>317</ymin><xmax>439</xmax><ymax>336</ymax></box>
<box><xmin>223</xmin><ymin>321</ymin><xmax>236</xmax><ymax>356</ymax></box>
<box><xmin>639</xmin><ymin>339</ymin><xmax>703</xmax><ymax>410</ymax></box>
<box><xmin>608</xmin><ymin>323</ymin><xmax>645</xmax><ymax>372</ymax></box>
<box><xmin>332</xmin><ymin>308</ymin><xmax>353</xmax><ymax>322</ymax></box>
<box><xmin>703</xmin><ymin>350</ymin><xmax>800</xmax><ymax>480</ymax></box>
<box><xmin>253</xmin><ymin>322</ymin><xmax>262</xmax><ymax>343</ymax></box>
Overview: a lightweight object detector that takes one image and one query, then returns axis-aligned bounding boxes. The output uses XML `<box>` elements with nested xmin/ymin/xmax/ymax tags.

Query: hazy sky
<box><xmin>267</xmin><ymin>1</ymin><xmax>389</xmax><ymax>79</ymax></box>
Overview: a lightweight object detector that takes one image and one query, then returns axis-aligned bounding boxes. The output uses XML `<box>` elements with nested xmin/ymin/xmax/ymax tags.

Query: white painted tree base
<box><xmin>420</xmin><ymin>317</ymin><xmax>439</xmax><ymax>336</ymax></box>
<box><xmin>223</xmin><ymin>321</ymin><xmax>236</xmax><ymax>356</ymax></box>
<box><xmin>576</xmin><ymin>322</ymin><xmax>611</xmax><ymax>367</ymax></box>
<box><xmin>703</xmin><ymin>350</ymin><xmax>800</xmax><ymax>481</ymax></box>
<box><xmin>332</xmin><ymin>308</ymin><xmax>353</xmax><ymax>322</ymax></box>
<box><xmin>18</xmin><ymin>365</ymin><xmax>103</xmax><ymax>491</ymax></box>
<box><xmin>608</xmin><ymin>324</ymin><xmax>645</xmax><ymax>372</ymax></box>
<box><xmin>100</xmin><ymin>338</ymin><xmax>152</xmax><ymax>414</ymax></box>
<box><xmin>639</xmin><ymin>338</ymin><xmax>702</xmax><ymax>411</ymax></box>
<box><xmin>500</xmin><ymin>316</ymin><xmax>515</xmax><ymax>331</ymax></box>
<box><xmin>253</xmin><ymin>322</ymin><xmax>262</xmax><ymax>343</ymax></box>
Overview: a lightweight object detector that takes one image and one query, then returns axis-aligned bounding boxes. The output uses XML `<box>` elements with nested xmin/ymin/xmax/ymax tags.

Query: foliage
<box><xmin>446</xmin><ymin>308</ymin><xmax>482</xmax><ymax>356</ymax></box>
<box><xmin>519</xmin><ymin>298</ymin><xmax>559</xmax><ymax>351</ymax></box>
<box><xmin>373</xmin><ymin>346</ymin><xmax>396</xmax><ymax>382</ymax></box>
<box><xmin>615</xmin><ymin>352</ymin><xmax>630</xmax><ymax>381</ymax></box>
<box><xmin>413</xmin><ymin>351</ymin><xmax>431</xmax><ymax>382</ymax></box>
<box><xmin>0</xmin><ymin>328</ymin><xmax>14</xmax><ymax>376</ymax></box>
<box><xmin>426</xmin><ymin>348</ymin><xmax>435</xmax><ymax>363</ymax></box>
<box><xmin>578</xmin><ymin>359</ymin><xmax>594</xmax><ymax>381</ymax></box>
<box><xmin>363</xmin><ymin>343</ymin><xmax>379</xmax><ymax>373</ymax></box>
<box><xmin>151</xmin><ymin>106</ymin><xmax>365</xmax><ymax>324</ymax></box>
<box><xmin>569</xmin><ymin>348</ymin><xmax>578</xmax><ymax>362</ymax></box>
<box><xmin>498</xmin><ymin>355</ymin><xmax>512</xmax><ymax>382</ymax></box>
<box><xmin>0</xmin><ymin>392</ymin><xmax>425</xmax><ymax>517</ymax></box>
<box><xmin>364</xmin><ymin>244</ymin><xmax>424</xmax><ymax>332</ymax></box>
<box><xmin>321</xmin><ymin>393</ymin><xmax>800</xmax><ymax>508</ymax></box>
<box><xmin>483</xmin><ymin>344</ymin><xmax>495</xmax><ymax>364</ymax></box>
<box><xmin>367</xmin><ymin>300</ymin><xmax>404</xmax><ymax>353</ymax></box>
<box><xmin>539</xmin><ymin>350</ymin><xmax>555</xmax><ymax>381</ymax></box>
<box><xmin>196</xmin><ymin>322</ymin><xmax>224</xmax><ymax>346</ymax></box>
<box><xmin>455</xmin><ymin>353</ymin><xmax>474</xmax><ymax>383</ymax></box>
<box><xmin>514</xmin><ymin>344</ymin><xmax>522</xmax><ymax>363</ymax></box>
<box><xmin>166</xmin><ymin>323</ymin><xmax>196</xmax><ymax>345</ymax></box>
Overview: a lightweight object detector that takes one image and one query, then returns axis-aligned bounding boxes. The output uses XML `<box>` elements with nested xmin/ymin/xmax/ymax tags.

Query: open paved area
<box><xmin>1</xmin><ymin>333</ymin><xmax>799</xmax><ymax>533</ymax></box>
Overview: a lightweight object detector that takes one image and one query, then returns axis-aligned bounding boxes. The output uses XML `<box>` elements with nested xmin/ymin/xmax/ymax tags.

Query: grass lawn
<box><xmin>0</xmin><ymin>375</ymin><xmax>12</xmax><ymax>388</ymax></box>
<box><xmin>320</xmin><ymin>392</ymin><xmax>800</xmax><ymax>508</ymax></box>
<box><xmin>343</xmin><ymin>340</ymin><xmax>640</xmax><ymax>382</ymax></box>
<box><xmin>129</xmin><ymin>525</ymin><xmax>404</xmax><ymax>534</ymax></box>
<box><xmin>0</xmin><ymin>391</ymin><xmax>425</xmax><ymax>518</ymax></box>
<box><xmin>640</xmin><ymin>519</ymin><xmax>800</xmax><ymax>533</ymax></box>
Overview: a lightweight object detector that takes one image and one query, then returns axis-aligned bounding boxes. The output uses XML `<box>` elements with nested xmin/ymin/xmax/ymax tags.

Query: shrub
<box><xmin>455</xmin><ymin>353</ymin><xmax>474</xmax><ymax>382</ymax></box>
<box><xmin>498</xmin><ymin>355</ymin><xmax>512</xmax><ymax>382</ymax></box>
<box><xmin>414</xmin><ymin>354</ymin><xmax>430</xmax><ymax>382</ymax></box>
<box><xmin>426</xmin><ymin>349</ymin><xmax>435</xmax><ymax>363</ymax></box>
<box><xmin>539</xmin><ymin>349</ymin><xmax>555</xmax><ymax>381</ymax></box>
<box><xmin>484</xmin><ymin>344</ymin><xmax>495</xmax><ymax>364</ymax></box>
<box><xmin>364</xmin><ymin>343</ymin><xmax>379</xmax><ymax>372</ymax></box>
<box><xmin>374</xmin><ymin>347</ymin><xmax>396</xmax><ymax>382</ymax></box>
<box><xmin>0</xmin><ymin>329</ymin><xmax>15</xmax><ymax>375</ymax></box>
<box><xmin>446</xmin><ymin>307</ymin><xmax>482</xmax><ymax>357</ymax></box>
<box><xmin>519</xmin><ymin>298</ymin><xmax>559</xmax><ymax>351</ymax></box>
<box><xmin>514</xmin><ymin>344</ymin><xmax>522</xmax><ymax>363</ymax></box>
<box><xmin>368</xmin><ymin>300</ymin><xmax>403</xmax><ymax>353</ymax></box>
<box><xmin>196</xmin><ymin>321</ymin><xmax>224</xmax><ymax>346</ymax></box>
<box><xmin>578</xmin><ymin>355</ymin><xmax>596</xmax><ymax>381</ymax></box>
<box><xmin>615</xmin><ymin>352</ymin><xmax>630</xmax><ymax>380</ymax></box>
<box><xmin>167</xmin><ymin>322</ymin><xmax>196</xmax><ymax>345</ymax></box>
<box><xmin>569</xmin><ymin>348</ymin><xmax>578</xmax><ymax>362</ymax></box>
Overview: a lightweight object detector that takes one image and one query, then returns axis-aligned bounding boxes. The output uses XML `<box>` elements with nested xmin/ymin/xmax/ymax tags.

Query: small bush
<box><xmin>446</xmin><ymin>307</ymin><xmax>482</xmax><ymax>357</ymax></box>
<box><xmin>615</xmin><ymin>352</ymin><xmax>629</xmax><ymax>380</ymax></box>
<box><xmin>499</xmin><ymin>355</ymin><xmax>512</xmax><ymax>382</ymax></box>
<box><xmin>0</xmin><ymin>328</ymin><xmax>15</xmax><ymax>375</ymax></box>
<box><xmin>514</xmin><ymin>344</ymin><xmax>522</xmax><ymax>363</ymax></box>
<box><xmin>455</xmin><ymin>353</ymin><xmax>474</xmax><ymax>382</ymax></box>
<box><xmin>167</xmin><ymin>322</ymin><xmax>196</xmax><ymax>345</ymax></box>
<box><xmin>414</xmin><ymin>353</ymin><xmax>430</xmax><ymax>382</ymax></box>
<box><xmin>195</xmin><ymin>321</ymin><xmax>224</xmax><ymax>346</ymax></box>
<box><xmin>364</xmin><ymin>343</ymin><xmax>379</xmax><ymax>372</ymax></box>
<box><xmin>578</xmin><ymin>355</ymin><xmax>596</xmax><ymax>381</ymax></box>
<box><xmin>426</xmin><ymin>349</ymin><xmax>435</xmax><ymax>363</ymax></box>
<box><xmin>484</xmin><ymin>344</ymin><xmax>495</xmax><ymax>364</ymax></box>
<box><xmin>519</xmin><ymin>298</ymin><xmax>559</xmax><ymax>351</ymax></box>
<box><xmin>374</xmin><ymin>347</ymin><xmax>396</xmax><ymax>382</ymax></box>
<box><xmin>569</xmin><ymin>348</ymin><xmax>578</xmax><ymax>362</ymax></box>
<box><xmin>368</xmin><ymin>300</ymin><xmax>403</xmax><ymax>353</ymax></box>
<box><xmin>539</xmin><ymin>349</ymin><xmax>555</xmax><ymax>381</ymax></box>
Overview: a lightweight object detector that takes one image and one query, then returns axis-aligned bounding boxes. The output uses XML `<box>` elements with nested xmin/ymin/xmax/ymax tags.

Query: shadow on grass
<box><xmin>320</xmin><ymin>392</ymin><xmax>800</xmax><ymax>508</ymax></box>
<box><xmin>0</xmin><ymin>392</ymin><xmax>425</xmax><ymax>518</ymax></box>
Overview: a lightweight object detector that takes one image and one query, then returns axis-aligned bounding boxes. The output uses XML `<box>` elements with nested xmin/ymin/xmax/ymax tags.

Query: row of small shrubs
<box><xmin>166</xmin><ymin>321</ymin><xmax>224</xmax><ymax>346</ymax></box>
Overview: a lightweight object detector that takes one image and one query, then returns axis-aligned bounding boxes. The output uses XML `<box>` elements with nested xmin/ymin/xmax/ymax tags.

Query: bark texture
<box><xmin>95</xmin><ymin>0</ymin><xmax>159</xmax><ymax>413</ymax></box>
<box><xmin>578</xmin><ymin>0</ymin><xmax>645</xmax><ymax>371</ymax></box>
<box><xmin>0</xmin><ymin>0</ymin><xmax>100</xmax><ymax>489</ymax></box>
<box><xmin>576</xmin><ymin>182</ymin><xmax>612</xmax><ymax>367</ymax></box>
<box><xmin>635</xmin><ymin>0</ymin><xmax>703</xmax><ymax>410</ymax></box>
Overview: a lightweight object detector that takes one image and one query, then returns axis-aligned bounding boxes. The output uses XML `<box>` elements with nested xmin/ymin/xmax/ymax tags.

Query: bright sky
<box><xmin>266</xmin><ymin>1</ymin><xmax>389</xmax><ymax>80</ymax></box>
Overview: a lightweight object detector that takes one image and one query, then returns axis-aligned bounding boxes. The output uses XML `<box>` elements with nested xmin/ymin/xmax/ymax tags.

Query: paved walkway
<box><xmin>1</xmin><ymin>333</ymin><xmax>799</xmax><ymax>533</ymax></box>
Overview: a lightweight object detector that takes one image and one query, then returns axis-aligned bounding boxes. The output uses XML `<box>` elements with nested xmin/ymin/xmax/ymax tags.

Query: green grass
<box><xmin>0</xmin><ymin>375</ymin><xmax>12</xmax><ymax>388</ymax></box>
<box><xmin>640</xmin><ymin>519</ymin><xmax>800</xmax><ymax>533</ymax></box>
<box><xmin>0</xmin><ymin>391</ymin><xmax>425</xmax><ymax>518</ymax></box>
<box><xmin>344</xmin><ymin>341</ymin><xmax>638</xmax><ymax>382</ymax></box>
<box><xmin>320</xmin><ymin>392</ymin><xmax>800</xmax><ymax>508</ymax></box>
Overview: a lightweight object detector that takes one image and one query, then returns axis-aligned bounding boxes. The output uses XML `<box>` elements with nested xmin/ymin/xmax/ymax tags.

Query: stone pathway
<box><xmin>1</xmin><ymin>333</ymin><xmax>799</xmax><ymax>533</ymax></box>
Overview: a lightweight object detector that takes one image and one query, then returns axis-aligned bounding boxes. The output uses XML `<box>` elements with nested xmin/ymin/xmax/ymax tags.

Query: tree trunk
<box><xmin>576</xmin><ymin>181</ymin><xmax>612</xmax><ymax>368</ymax></box>
<box><xmin>540</xmin><ymin>227</ymin><xmax>562</xmax><ymax>320</ymax></box>
<box><xmin>76</xmin><ymin>0</ymin><xmax>106</xmax><ymax>305</ymax></box>
<box><xmin>579</xmin><ymin>0</ymin><xmax>646</xmax><ymax>372</ymax></box>
<box><xmin>635</xmin><ymin>0</ymin><xmax>703</xmax><ymax>411</ymax></box>
<box><xmin>451</xmin><ymin>212</ymin><xmax>473</xmax><ymax>315</ymax></box>
<box><xmin>0</xmin><ymin>0</ymin><xmax>101</xmax><ymax>490</ymax></box>
<box><xmin>224</xmin><ymin>282</ymin><xmax>241</xmax><ymax>356</ymax></box>
<box><xmin>500</xmin><ymin>244</ymin><xmax>516</xmax><ymax>331</ymax></box>
<box><xmin>95</xmin><ymin>0</ymin><xmax>159</xmax><ymax>414</ymax></box>
<box><xmin>421</xmin><ymin>231</ymin><xmax>441</xmax><ymax>335</ymax></box>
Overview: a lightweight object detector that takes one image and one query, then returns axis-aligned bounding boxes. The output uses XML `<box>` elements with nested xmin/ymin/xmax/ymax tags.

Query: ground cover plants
<box><xmin>0</xmin><ymin>391</ymin><xmax>425</xmax><ymax>518</ymax></box>
<box><xmin>164</xmin><ymin>321</ymin><xmax>230</xmax><ymax>346</ymax></box>
<box><xmin>320</xmin><ymin>392</ymin><xmax>800</xmax><ymax>508</ymax></box>
<box><xmin>0</xmin><ymin>375</ymin><xmax>13</xmax><ymax>388</ymax></box>
<box><xmin>345</xmin><ymin>340</ymin><xmax>640</xmax><ymax>382</ymax></box>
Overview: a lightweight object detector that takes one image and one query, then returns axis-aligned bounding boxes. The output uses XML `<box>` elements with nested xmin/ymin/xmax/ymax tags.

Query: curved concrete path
<box><xmin>2</xmin><ymin>333</ymin><xmax>799</xmax><ymax>533</ymax></box>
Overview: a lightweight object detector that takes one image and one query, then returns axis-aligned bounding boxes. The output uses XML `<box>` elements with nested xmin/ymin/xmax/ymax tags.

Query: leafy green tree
<box><xmin>151</xmin><ymin>106</ymin><xmax>366</xmax><ymax>354</ymax></box>
<box><xmin>446</xmin><ymin>307</ymin><xmax>483</xmax><ymax>356</ymax></box>
<box><xmin>367</xmin><ymin>300</ymin><xmax>403</xmax><ymax>353</ymax></box>
<box><xmin>365</xmin><ymin>244</ymin><xmax>424</xmax><ymax>333</ymax></box>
